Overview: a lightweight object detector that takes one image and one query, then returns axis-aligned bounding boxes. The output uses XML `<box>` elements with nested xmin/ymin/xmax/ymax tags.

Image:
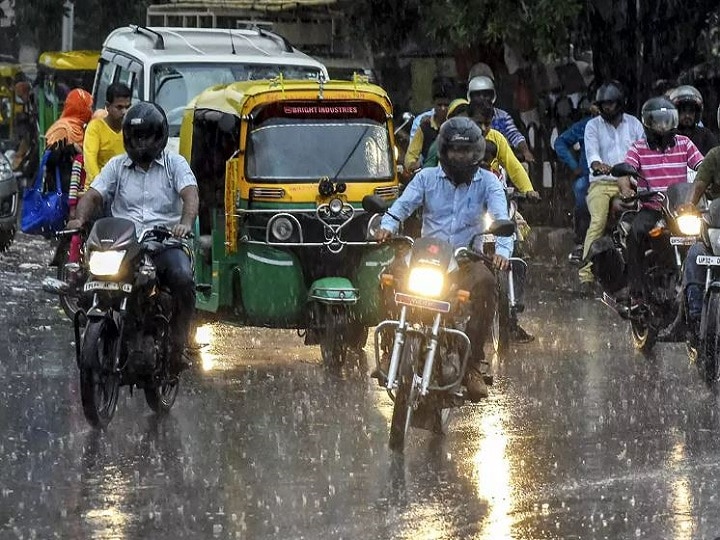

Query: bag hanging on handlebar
<box><xmin>20</xmin><ymin>149</ymin><xmax>68</xmax><ymax>237</ymax></box>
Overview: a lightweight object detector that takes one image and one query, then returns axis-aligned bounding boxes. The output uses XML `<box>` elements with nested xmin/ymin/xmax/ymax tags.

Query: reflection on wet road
<box><xmin>3</xmin><ymin>236</ymin><xmax>720</xmax><ymax>539</ymax></box>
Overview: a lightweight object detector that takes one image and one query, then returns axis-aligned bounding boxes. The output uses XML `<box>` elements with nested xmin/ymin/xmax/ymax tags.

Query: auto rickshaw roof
<box><xmin>37</xmin><ymin>50</ymin><xmax>100</xmax><ymax>71</ymax></box>
<box><xmin>188</xmin><ymin>79</ymin><xmax>393</xmax><ymax>117</ymax></box>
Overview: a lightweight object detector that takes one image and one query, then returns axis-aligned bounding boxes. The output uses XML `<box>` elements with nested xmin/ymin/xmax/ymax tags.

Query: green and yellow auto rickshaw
<box><xmin>35</xmin><ymin>50</ymin><xmax>99</xmax><ymax>148</ymax></box>
<box><xmin>179</xmin><ymin>77</ymin><xmax>400</xmax><ymax>365</ymax></box>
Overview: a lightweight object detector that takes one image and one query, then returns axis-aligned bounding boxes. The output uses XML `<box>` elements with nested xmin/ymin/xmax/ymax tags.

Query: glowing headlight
<box><xmin>88</xmin><ymin>250</ymin><xmax>126</xmax><ymax>276</ymax></box>
<box><xmin>407</xmin><ymin>266</ymin><xmax>445</xmax><ymax>298</ymax></box>
<box><xmin>270</xmin><ymin>217</ymin><xmax>293</xmax><ymax>241</ymax></box>
<box><xmin>677</xmin><ymin>214</ymin><xmax>702</xmax><ymax>236</ymax></box>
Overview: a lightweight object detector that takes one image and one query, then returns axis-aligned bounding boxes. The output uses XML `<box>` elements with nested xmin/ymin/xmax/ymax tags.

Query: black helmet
<box><xmin>437</xmin><ymin>117</ymin><xmax>485</xmax><ymax>185</ymax></box>
<box><xmin>668</xmin><ymin>85</ymin><xmax>703</xmax><ymax>126</ymax></box>
<box><xmin>641</xmin><ymin>96</ymin><xmax>678</xmax><ymax>151</ymax></box>
<box><xmin>595</xmin><ymin>81</ymin><xmax>625</xmax><ymax>122</ymax></box>
<box><xmin>123</xmin><ymin>102</ymin><xmax>169</xmax><ymax>164</ymax></box>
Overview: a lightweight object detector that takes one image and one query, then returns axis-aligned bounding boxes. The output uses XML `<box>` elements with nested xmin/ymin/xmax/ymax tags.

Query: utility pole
<box><xmin>61</xmin><ymin>0</ymin><xmax>74</xmax><ymax>51</ymax></box>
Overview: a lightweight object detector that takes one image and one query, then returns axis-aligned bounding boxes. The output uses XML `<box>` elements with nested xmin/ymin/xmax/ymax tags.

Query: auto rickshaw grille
<box><xmin>374</xmin><ymin>186</ymin><xmax>399</xmax><ymax>199</ymax></box>
<box><xmin>250</xmin><ymin>187</ymin><xmax>285</xmax><ymax>200</ymax></box>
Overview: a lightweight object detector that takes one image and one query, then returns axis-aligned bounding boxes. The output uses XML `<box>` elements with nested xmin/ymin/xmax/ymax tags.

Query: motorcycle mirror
<box><xmin>610</xmin><ymin>162</ymin><xmax>639</xmax><ymax>178</ymax></box>
<box><xmin>402</xmin><ymin>112</ymin><xmax>414</xmax><ymax>122</ymax></box>
<box><xmin>362</xmin><ymin>194</ymin><xmax>389</xmax><ymax>214</ymax></box>
<box><xmin>486</xmin><ymin>219</ymin><xmax>516</xmax><ymax>237</ymax></box>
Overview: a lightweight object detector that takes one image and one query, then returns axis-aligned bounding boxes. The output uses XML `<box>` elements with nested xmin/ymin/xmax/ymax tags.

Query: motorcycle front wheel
<box><xmin>145</xmin><ymin>378</ymin><xmax>179</xmax><ymax>414</ymax></box>
<box><xmin>55</xmin><ymin>243</ymin><xmax>82</xmax><ymax>320</ymax></box>
<box><xmin>389</xmin><ymin>334</ymin><xmax>420</xmax><ymax>452</ymax></box>
<box><xmin>698</xmin><ymin>290</ymin><xmax>720</xmax><ymax>386</ymax></box>
<box><xmin>630</xmin><ymin>318</ymin><xmax>657</xmax><ymax>353</ymax></box>
<box><xmin>79</xmin><ymin>320</ymin><xmax>120</xmax><ymax>429</ymax></box>
<box><xmin>491</xmin><ymin>272</ymin><xmax>510</xmax><ymax>359</ymax></box>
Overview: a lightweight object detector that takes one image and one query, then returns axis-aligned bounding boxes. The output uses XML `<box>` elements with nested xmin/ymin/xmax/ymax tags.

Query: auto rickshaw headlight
<box><xmin>270</xmin><ymin>217</ymin><xmax>294</xmax><ymax>241</ymax></box>
<box><xmin>88</xmin><ymin>250</ymin><xmax>126</xmax><ymax>277</ymax></box>
<box><xmin>328</xmin><ymin>198</ymin><xmax>344</xmax><ymax>215</ymax></box>
<box><xmin>367</xmin><ymin>214</ymin><xmax>383</xmax><ymax>239</ymax></box>
<box><xmin>677</xmin><ymin>214</ymin><xmax>702</xmax><ymax>236</ymax></box>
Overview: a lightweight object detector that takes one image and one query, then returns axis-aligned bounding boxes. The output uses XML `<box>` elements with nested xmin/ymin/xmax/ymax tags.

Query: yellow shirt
<box><xmin>83</xmin><ymin>117</ymin><xmax>125</xmax><ymax>184</ymax></box>
<box><xmin>485</xmin><ymin>128</ymin><xmax>534</xmax><ymax>192</ymax></box>
<box><xmin>404</xmin><ymin>116</ymin><xmax>440</xmax><ymax>170</ymax></box>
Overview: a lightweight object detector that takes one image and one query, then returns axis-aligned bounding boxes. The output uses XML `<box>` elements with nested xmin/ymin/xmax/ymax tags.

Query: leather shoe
<box><xmin>463</xmin><ymin>366</ymin><xmax>489</xmax><ymax>402</ymax></box>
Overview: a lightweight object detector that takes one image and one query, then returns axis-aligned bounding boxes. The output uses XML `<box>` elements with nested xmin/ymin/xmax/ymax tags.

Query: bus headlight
<box><xmin>677</xmin><ymin>214</ymin><xmax>701</xmax><ymax>236</ymax></box>
<box><xmin>407</xmin><ymin>266</ymin><xmax>444</xmax><ymax>298</ymax></box>
<box><xmin>88</xmin><ymin>250</ymin><xmax>126</xmax><ymax>276</ymax></box>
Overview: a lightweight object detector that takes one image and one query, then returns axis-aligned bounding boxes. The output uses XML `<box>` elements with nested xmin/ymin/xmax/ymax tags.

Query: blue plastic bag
<box><xmin>20</xmin><ymin>150</ymin><xmax>68</xmax><ymax>236</ymax></box>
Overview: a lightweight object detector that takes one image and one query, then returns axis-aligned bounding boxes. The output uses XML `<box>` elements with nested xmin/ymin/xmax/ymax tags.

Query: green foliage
<box><xmin>417</xmin><ymin>0</ymin><xmax>583</xmax><ymax>59</ymax></box>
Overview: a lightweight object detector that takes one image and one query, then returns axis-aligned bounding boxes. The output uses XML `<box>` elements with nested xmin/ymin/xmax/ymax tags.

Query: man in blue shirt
<box><xmin>553</xmin><ymin>104</ymin><xmax>598</xmax><ymax>262</ymax></box>
<box><xmin>376</xmin><ymin>117</ymin><xmax>512</xmax><ymax>401</ymax></box>
<box><xmin>67</xmin><ymin>102</ymin><xmax>199</xmax><ymax>373</ymax></box>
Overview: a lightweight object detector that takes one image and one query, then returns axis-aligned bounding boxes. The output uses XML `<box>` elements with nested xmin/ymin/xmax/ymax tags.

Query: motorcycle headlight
<box><xmin>88</xmin><ymin>250</ymin><xmax>126</xmax><ymax>277</ymax></box>
<box><xmin>677</xmin><ymin>214</ymin><xmax>702</xmax><ymax>236</ymax></box>
<box><xmin>270</xmin><ymin>217</ymin><xmax>294</xmax><ymax>241</ymax></box>
<box><xmin>407</xmin><ymin>266</ymin><xmax>444</xmax><ymax>298</ymax></box>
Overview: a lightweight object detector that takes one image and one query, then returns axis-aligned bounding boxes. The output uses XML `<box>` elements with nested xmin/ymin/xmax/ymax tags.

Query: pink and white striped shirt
<box><xmin>624</xmin><ymin>135</ymin><xmax>703</xmax><ymax>209</ymax></box>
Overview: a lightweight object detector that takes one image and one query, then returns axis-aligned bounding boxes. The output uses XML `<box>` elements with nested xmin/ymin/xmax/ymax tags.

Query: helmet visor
<box><xmin>643</xmin><ymin>107</ymin><xmax>678</xmax><ymax>134</ymax></box>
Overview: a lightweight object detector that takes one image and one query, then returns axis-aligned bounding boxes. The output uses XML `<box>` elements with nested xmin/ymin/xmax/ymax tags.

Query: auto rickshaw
<box><xmin>35</xmin><ymin>50</ymin><xmax>99</xmax><ymax>149</ymax></box>
<box><xmin>179</xmin><ymin>77</ymin><xmax>399</xmax><ymax>365</ymax></box>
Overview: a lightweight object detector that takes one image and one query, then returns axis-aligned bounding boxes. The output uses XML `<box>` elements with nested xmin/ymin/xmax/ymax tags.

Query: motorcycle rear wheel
<box><xmin>0</xmin><ymin>226</ymin><xmax>15</xmax><ymax>253</ymax></box>
<box><xmin>79</xmin><ymin>320</ymin><xmax>120</xmax><ymax>429</ymax></box>
<box><xmin>698</xmin><ymin>290</ymin><xmax>720</xmax><ymax>386</ymax></box>
<box><xmin>630</xmin><ymin>319</ymin><xmax>657</xmax><ymax>353</ymax></box>
<box><xmin>389</xmin><ymin>334</ymin><xmax>420</xmax><ymax>452</ymax></box>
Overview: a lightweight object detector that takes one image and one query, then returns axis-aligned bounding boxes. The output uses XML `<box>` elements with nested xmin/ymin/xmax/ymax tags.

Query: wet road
<box><xmin>3</xmin><ymin>234</ymin><xmax>720</xmax><ymax>539</ymax></box>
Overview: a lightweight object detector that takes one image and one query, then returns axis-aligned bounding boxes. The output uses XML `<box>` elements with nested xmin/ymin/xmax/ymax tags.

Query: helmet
<box><xmin>122</xmin><ymin>102</ymin><xmax>168</xmax><ymax>164</ymax></box>
<box><xmin>447</xmin><ymin>98</ymin><xmax>469</xmax><ymax>119</ymax></box>
<box><xmin>595</xmin><ymin>81</ymin><xmax>625</xmax><ymax>122</ymax></box>
<box><xmin>668</xmin><ymin>85</ymin><xmax>703</xmax><ymax>126</ymax></box>
<box><xmin>467</xmin><ymin>76</ymin><xmax>496</xmax><ymax>104</ymax></box>
<box><xmin>641</xmin><ymin>96</ymin><xmax>678</xmax><ymax>151</ymax></box>
<box><xmin>437</xmin><ymin>117</ymin><xmax>485</xmax><ymax>185</ymax></box>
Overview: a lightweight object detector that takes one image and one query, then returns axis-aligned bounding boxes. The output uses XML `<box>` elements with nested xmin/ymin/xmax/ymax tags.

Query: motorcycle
<box><xmin>588</xmin><ymin>163</ymin><xmax>697</xmax><ymax>353</ymax></box>
<box><xmin>680</xmin><ymin>199</ymin><xmax>720</xmax><ymax>385</ymax></box>
<box><xmin>483</xmin><ymin>188</ymin><xmax>530</xmax><ymax>357</ymax></box>
<box><xmin>0</xmin><ymin>150</ymin><xmax>18</xmax><ymax>252</ymax></box>
<box><xmin>42</xmin><ymin>217</ymin><xmax>192</xmax><ymax>428</ymax></box>
<box><xmin>363</xmin><ymin>195</ymin><xmax>515</xmax><ymax>451</ymax></box>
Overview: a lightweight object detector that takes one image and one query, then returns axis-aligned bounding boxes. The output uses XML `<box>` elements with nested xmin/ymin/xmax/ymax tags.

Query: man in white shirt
<box><xmin>579</xmin><ymin>81</ymin><xmax>645</xmax><ymax>288</ymax></box>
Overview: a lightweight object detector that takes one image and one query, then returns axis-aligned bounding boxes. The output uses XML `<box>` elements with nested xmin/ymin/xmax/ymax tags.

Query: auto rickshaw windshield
<box><xmin>246</xmin><ymin>101</ymin><xmax>393</xmax><ymax>182</ymax></box>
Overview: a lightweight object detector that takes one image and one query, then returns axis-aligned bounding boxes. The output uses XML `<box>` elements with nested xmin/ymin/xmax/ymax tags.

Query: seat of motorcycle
<box><xmin>198</xmin><ymin>235</ymin><xmax>212</xmax><ymax>265</ymax></box>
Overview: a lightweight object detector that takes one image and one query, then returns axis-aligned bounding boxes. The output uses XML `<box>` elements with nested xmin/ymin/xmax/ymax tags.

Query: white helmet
<box><xmin>467</xmin><ymin>76</ymin><xmax>496</xmax><ymax>104</ymax></box>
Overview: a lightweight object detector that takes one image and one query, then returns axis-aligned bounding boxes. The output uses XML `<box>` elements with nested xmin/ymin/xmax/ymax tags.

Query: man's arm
<box><xmin>491</xmin><ymin>131</ymin><xmax>534</xmax><ymax>192</ymax></box>
<box><xmin>493</xmin><ymin>108</ymin><xmax>533</xmax><ymax>162</ymax></box>
<box><xmin>171</xmin><ymin>185</ymin><xmax>199</xmax><ymax>238</ymax></box>
<box><xmin>484</xmin><ymin>176</ymin><xmax>513</xmax><ymax>260</ymax></box>
<box><xmin>553</xmin><ymin>121</ymin><xmax>584</xmax><ymax>172</ymax></box>
<box><xmin>688</xmin><ymin>148</ymin><xmax>720</xmax><ymax>205</ymax></box>
<box><xmin>584</xmin><ymin>119</ymin><xmax>609</xmax><ymax>173</ymax></box>
<box><xmin>67</xmin><ymin>188</ymin><xmax>103</xmax><ymax>228</ymax></box>
<box><xmin>378</xmin><ymin>173</ymin><xmax>426</xmax><ymax>235</ymax></box>
<box><xmin>404</xmin><ymin>129</ymin><xmax>424</xmax><ymax>171</ymax></box>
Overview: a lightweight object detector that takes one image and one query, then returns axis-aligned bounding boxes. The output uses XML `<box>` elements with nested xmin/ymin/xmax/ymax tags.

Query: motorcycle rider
<box><xmin>667</xmin><ymin>85</ymin><xmax>718</xmax><ymax>156</ymax></box>
<box><xmin>579</xmin><ymin>80</ymin><xmax>645</xmax><ymax>293</ymax></box>
<box><xmin>404</xmin><ymin>77</ymin><xmax>454</xmax><ymax>172</ymax></box>
<box><xmin>467</xmin><ymin>75</ymin><xmax>535</xmax><ymax>163</ymax></box>
<box><xmin>617</xmin><ymin>97</ymin><xmax>703</xmax><ymax>311</ymax></box>
<box><xmin>678</xmin><ymin>105</ymin><xmax>720</xmax><ymax>342</ymax></box>
<box><xmin>375</xmin><ymin>117</ymin><xmax>513</xmax><ymax>402</ymax></box>
<box><xmin>66</xmin><ymin>102</ymin><xmax>200</xmax><ymax>373</ymax></box>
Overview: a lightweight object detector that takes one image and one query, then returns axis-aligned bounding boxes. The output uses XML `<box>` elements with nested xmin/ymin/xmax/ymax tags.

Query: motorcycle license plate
<box><xmin>84</xmin><ymin>281</ymin><xmax>132</xmax><ymax>293</ymax></box>
<box><xmin>480</xmin><ymin>234</ymin><xmax>495</xmax><ymax>243</ymax></box>
<box><xmin>696</xmin><ymin>255</ymin><xmax>720</xmax><ymax>266</ymax></box>
<box><xmin>395</xmin><ymin>292</ymin><xmax>451</xmax><ymax>313</ymax></box>
<box><xmin>670</xmin><ymin>236</ymin><xmax>696</xmax><ymax>246</ymax></box>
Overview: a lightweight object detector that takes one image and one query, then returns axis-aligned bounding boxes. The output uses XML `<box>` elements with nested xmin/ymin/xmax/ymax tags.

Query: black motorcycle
<box><xmin>43</xmin><ymin>217</ymin><xmax>192</xmax><ymax>428</ymax></box>
<box><xmin>363</xmin><ymin>195</ymin><xmax>514</xmax><ymax>451</ymax></box>
<box><xmin>588</xmin><ymin>163</ymin><xmax>697</xmax><ymax>353</ymax></box>
<box><xmin>681</xmin><ymin>199</ymin><xmax>720</xmax><ymax>385</ymax></box>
